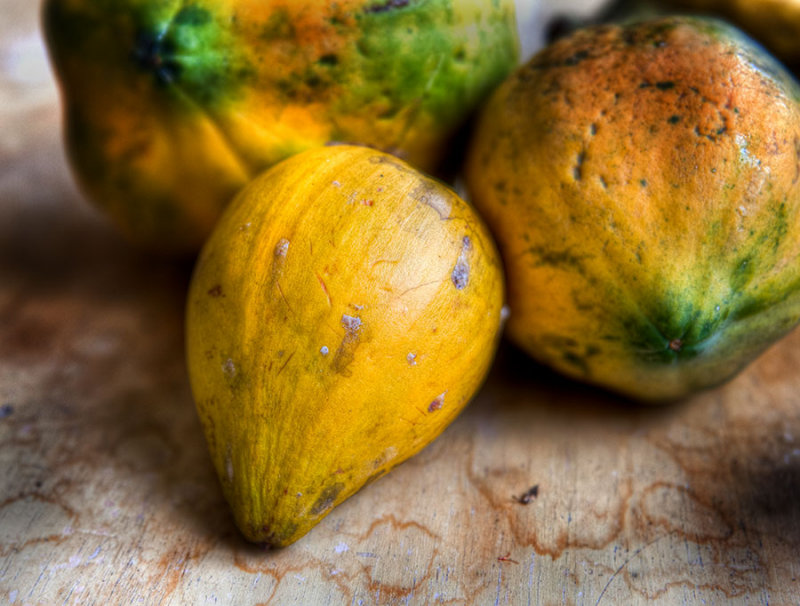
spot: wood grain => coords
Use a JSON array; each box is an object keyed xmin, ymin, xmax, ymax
[{"xmin": 2, "ymin": 2, "xmax": 800, "ymax": 604}]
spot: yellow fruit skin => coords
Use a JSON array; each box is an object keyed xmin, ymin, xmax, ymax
[
  {"xmin": 186, "ymin": 145, "xmax": 505, "ymax": 546},
  {"xmin": 43, "ymin": 0, "xmax": 518, "ymax": 254},
  {"xmin": 465, "ymin": 17, "xmax": 800, "ymax": 401}
]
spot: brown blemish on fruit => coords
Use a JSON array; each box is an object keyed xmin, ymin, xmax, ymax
[
  {"xmin": 274, "ymin": 238, "xmax": 289, "ymax": 258},
  {"xmin": 207, "ymin": 284, "xmax": 223, "ymax": 297},
  {"xmin": 412, "ymin": 181, "xmax": 451, "ymax": 220},
  {"xmin": 573, "ymin": 151, "xmax": 586, "ymax": 181},
  {"xmin": 268, "ymin": 238, "xmax": 293, "ymax": 314},
  {"xmin": 276, "ymin": 350, "xmax": 295, "ymax": 376},
  {"xmin": 364, "ymin": 0, "xmax": 409, "ymax": 13},
  {"xmin": 332, "ymin": 314, "xmax": 363, "ymax": 375},
  {"xmin": 316, "ymin": 273, "xmax": 332, "ymax": 307},
  {"xmin": 451, "ymin": 236, "xmax": 472, "ymax": 290},
  {"xmin": 310, "ymin": 482, "xmax": 344, "ymax": 516},
  {"xmin": 428, "ymin": 392, "xmax": 445, "ymax": 412}
]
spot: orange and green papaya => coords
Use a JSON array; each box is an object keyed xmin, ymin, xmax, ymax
[
  {"xmin": 186, "ymin": 145, "xmax": 505, "ymax": 545},
  {"xmin": 43, "ymin": 0, "xmax": 518, "ymax": 253},
  {"xmin": 465, "ymin": 16, "xmax": 800, "ymax": 401}
]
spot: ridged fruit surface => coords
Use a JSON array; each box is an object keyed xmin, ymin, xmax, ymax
[
  {"xmin": 43, "ymin": 0, "xmax": 518, "ymax": 253},
  {"xmin": 186, "ymin": 145, "xmax": 505, "ymax": 546},
  {"xmin": 465, "ymin": 16, "xmax": 800, "ymax": 401}
]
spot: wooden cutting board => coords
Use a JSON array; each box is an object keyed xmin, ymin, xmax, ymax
[{"xmin": 2, "ymin": 2, "xmax": 799, "ymax": 604}]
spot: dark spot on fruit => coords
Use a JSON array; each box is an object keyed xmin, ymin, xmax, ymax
[
  {"xmin": 573, "ymin": 151, "xmax": 586, "ymax": 181},
  {"xmin": 640, "ymin": 179, "xmax": 648, "ymax": 187},
  {"xmin": 208, "ymin": 284, "xmax": 223, "ymax": 297},
  {"xmin": 451, "ymin": 236, "xmax": 472, "ymax": 290},
  {"xmin": 656, "ymin": 81, "xmax": 675, "ymax": 90},
  {"xmin": 364, "ymin": 0, "xmax": 410, "ymax": 13},
  {"xmin": 132, "ymin": 30, "xmax": 181, "ymax": 86},
  {"xmin": 310, "ymin": 483, "xmax": 345, "ymax": 515},
  {"xmin": 668, "ymin": 115, "xmax": 681, "ymax": 124},
  {"xmin": 304, "ymin": 73, "xmax": 323, "ymax": 89},
  {"xmin": 428, "ymin": 393, "xmax": 445, "ymax": 412},
  {"xmin": 318, "ymin": 53, "xmax": 339, "ymax": 66},
  {"xmin": 527, "ymin": 246, "xmax": 589, "ymax": 272},
  {"xmin": 0, "ymin": 404, "xmax": 13, "ymax": 419},
  {"xmin": 564, "ymin": 49, "xmax": 590, "ymax": 66}
]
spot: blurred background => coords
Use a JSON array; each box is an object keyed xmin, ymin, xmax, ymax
[{"xmin": 520, "ymin": 0, "xmax": 800, "ymax": 70}]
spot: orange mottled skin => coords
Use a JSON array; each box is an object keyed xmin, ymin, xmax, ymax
[{"xmin": 466, "ymin": 16, "xmax": 800, "ymax": 401}]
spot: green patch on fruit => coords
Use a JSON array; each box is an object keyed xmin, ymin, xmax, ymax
[
  {"xmin": 139, "ymin": 5, "xmax": 253, "ymax": 107},
  {"xmin": 349, "ymin": 0, "xmax": 517, "ymax": 123}
]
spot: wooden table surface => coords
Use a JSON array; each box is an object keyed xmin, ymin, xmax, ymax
[{"xmin": 3, "ymin": 1, "xmax": 800, "ymax": 604}]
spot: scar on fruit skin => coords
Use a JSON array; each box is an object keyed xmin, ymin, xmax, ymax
[
  {"xmin": 275, "ymin": 238, "xmax": 289, "ymax": 258},
  {"xmin": 310, "ymin": 482, "xmax": 345, "ymax": 516},
  {"xmin": 451, "ymin": 236, "xmax": 472, "ymax": 289},
  {"xmin": 317, "ymin": 272, "xmax": 332, "ymax": 307},
  {"xmin": 272, "ymin": 238, "xmax": 292, "ymax": 311},
  {"xmin": 332, "ymin": 314, "xmax": 363, "ymax": 375},
  {"xmin": 428, "ymin": 392, "xmax": 446, "ymax": 412},
  {"xmin": 412, "ymin": 181, "xmax": 452, "ymax": 219}
]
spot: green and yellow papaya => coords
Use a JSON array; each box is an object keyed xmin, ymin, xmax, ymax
[
  {"xmin": 466, "ymin": 16, "xmax": 800, "ymax": 401},
  {"xmin": 44, "ymin": 0, "xmax": 518, "ymax": 253}
]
